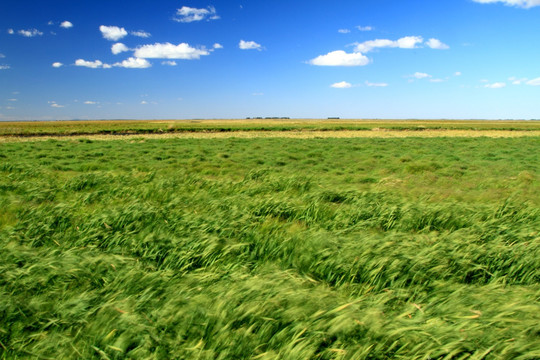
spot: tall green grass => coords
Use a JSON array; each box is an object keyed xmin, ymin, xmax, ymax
[{"xmin": 0, "ymin": 137, "xmax": 539, "ymax": 359}]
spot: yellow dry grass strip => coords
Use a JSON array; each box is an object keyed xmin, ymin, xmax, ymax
[{"xmin": 1, "ymin": 130, "xmax": 540, "ymax": 142}]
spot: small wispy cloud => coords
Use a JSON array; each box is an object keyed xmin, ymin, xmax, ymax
[
  {"xmin": 0, "ymin": 65, "xmax": 11, "ymax": 70},
  {"xmin": 49, "ymin": 101, "xmax": 65, "ymax": 108},
  {"xmin": 338, "ymin": 29, "xmax": 350, "ymax": 34},
  {"xmin": 365, "ymin": 81, "xmax": 388, "ymax": 87},
  {"xmin": 174, "ymin": 6, "xmax": 220, "ymax": 22},
  {"xmin": 60, "ymin": 21, "xmax": 73, "ymax": 29},
  {"xmin": 131, "ymin": 30, "xmax": 151, "ymax": 38},
  {"xmin": 485, "ymin": 82, "xmax": 506, "ymax": 89},
  {"xmin": 411, "ymin": 72, "xmax": 432, "ymax": 79},
  {"xmin": 161, "ymin": 60, "xmax": 177, "ymax": 66},
  {"xmin": 239, "ymin": 40, "xmax": 262, "ymax": 50},
  {"xmin": 526, "ymin": 77, "xmax": 540, "ymax": 86},
  {"xmin": 52, "ymin": 62, "xmax": 63, "ymax": 68},
  {"xmin": 356, "ymin": 26, "xmax": 373, "ymax": 31},
  {"xmin": 472, "ymin": 0, "xmax": 540, "ymax": 8},
  {"xmin": 84, "ymin": 101, "xmax": 98, "ymax": 105},
  {"xmin": 330, "ymin": 81, "xmax": 352, "ymax": 88},
  {"xmin": 75, "ymin": 59, "xmax": 109, "ymax": 69},
  {"xmin": 18, "ymin": 29, "xmax": 43, "ymax": 37}
]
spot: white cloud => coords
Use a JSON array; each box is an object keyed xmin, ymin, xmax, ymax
[
  {"xmin": 7, "ymin": 29, "xmax": 14, "ymax": 35},
  {"xmin": 331, "ymin": 81, "xmax": 352, "ymax": 88},
  {"xmin": 60, "ymin": 21, "xmax": 73, "ymax": 29},
  {"xmin": 75, "ymin": 59, "xmax": 105, "ymax": 68},
  {"xmin": 99, "ymin": 25, "xmax": 128, "ymax": 41},
  {"xmin": 134, "ymin": 42, "xmax": 210, "ymax": 59},
  {"xmin": 356, "ymin": 26, "xmax": 373, "ymax": 31},
  {"xmin": 354, "ymin": 36, "xmax": 424, "ymax": 52},
  {"xmin": 84, "ymin": 101, "xmax": 98, "ymax": 105},
  {"xmin": 0, "ymin": 53, "xmax": 5, "ymax": 58},
  {"xmin": 239, "ymin": 40, "xmax": 262, "ymax": 50},
  {"xmin": 365, "ymin": 81, "xmax": 388, "ymax": 87},
  {"xmin": 0, "ymin": 65, "xmax": 11, "ymax": 70},
  {"xmin": 7, "ymin": 99, "xmax": 17, "ymax": 101},
  {"xmin": 338, "ymin": 29, "xmax": 350, "ymax": 34},
  {"xmin": 114, "ymin": 57, "xmax": 151, "ymax": 69},
  {"xmin": 472, "ymin": 0, "xmax": 540, "ymax": 8},
  {"xmin": 49, "ymin": 101, "xmax": 65, "ymax": 108},
  {"xmin": 509, "ymin": 77, "xmax": 528, "ymax": 85},
  {"xmin": 309, "ymin": 50, "xmax": 369, "ymax": 66},
  {"xmin": 131, "ymin": 30, "xmax": 151, "ymax": 38},
  {"xmin": 52, "ymin": 62, "xmax": 63, "ymax": 68},
  {"xmin": 18, "ymin": 29, "xmax": 43, "ymax": 37},
  {"xmin": 162, "ymin": 60, "xmax": 177, "ymax": 66},
  {"xmin": 213, "ymin": 43, "xmax": 223, "ymax": 49},
  {"xmin": 174, "ymin": 6, "xmax": 219, "ymax": 22},
  {"xmin": 485, "ymin": 82, "xmax": 506, "ymax": 88},
  {"xmin": 141, "ymin": 100, "xmax": 148, "ymax": 105},
  {"xmin": 412, "ymin": 72, "xmax": 432, "ymax": 79},
  {"xmin": 429, "ymin": 78, "xmax": 445, "ymax": 83},
  {"xmin": 455, "ymin": 71, "xmax": 462, "ymax": 76},
  {"xmin": 111, "ymin": 42, "xmax": 129, "ymax": 55},
  {"xmin": 425, "ymin": 38, "xmax": 449, "ymax": 50},
  {"xmin": 526, "ymin": 77, "xmax": 540, "ymax": 86}
]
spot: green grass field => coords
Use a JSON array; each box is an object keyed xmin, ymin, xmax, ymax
[{"xmin": 1, "ymin": 131, "xmax": 539, "ymax": 358}]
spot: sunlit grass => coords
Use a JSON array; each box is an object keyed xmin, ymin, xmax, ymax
[{"xmin": 0, "ymin": 136, "xmax": 539, "ymax": 359}]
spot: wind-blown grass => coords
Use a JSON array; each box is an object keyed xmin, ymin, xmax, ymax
[{"xmin": 0, "ymin": 136, "xmax": 539, "ymax": 359}]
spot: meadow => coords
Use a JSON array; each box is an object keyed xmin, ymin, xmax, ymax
[{"xmin": 0, "ymin": 126, "xmax": 539, "ymax": 359}]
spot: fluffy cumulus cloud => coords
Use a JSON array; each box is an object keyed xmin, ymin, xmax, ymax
[
  {"xmin": 485, "ymin": 82, "xmax": 506, "ymax": 88},
  {"xmin": 75, "ymin": 59, "xmax": 105, "ymax": 68},
  {"xmin": 134, "ymin": 42, "xmax": 210, "ymax": 59},
  {"xmin": 213, "ymin": 43, "xmax": 223, "ymax": 49},
  {"xmin": 331, "ymin": 81, "xmax": 352, "ymax": 88},
  {"xmin": 472, "ymin": 0, "xmax": 540, "ymax": 8},
  {"xmin": 111, "ymin": 43, "xmax": 129, "ymax": 55},
  {"xmin": 60, "ymin": 21, "xmax": 73, "ymax": 29},
  {"xmin": 309, "ymin": 50, "xmax": 369, "ymax": 66},
  {"xmin": 113, "ymin": 57, "xmax": 151, "ymax": 68},
  {"xmin": 18, "ymin": 29, "xmax": 43, "ymax": 37},
  {"xmin": 131, "ymin": 30, "xmax": 151, "ymax": 38},
  {"xmin": 425, "ymin": 38, "xmax": 449, "ymax": 50},
  {"xmin": 7, "ymin": 29, "xmax": 14, "ymax": 34},
  {"xmin": 239, "ymin": 40, "xmax": 262, "ymax": 50},
  {"xmin": 174, "ymin": 6, "xmax": 219, "ymax": 22},
  {"xmin": 52, "ymin": 62, "xmax": 63, "ymax": 68},
  {"xmin": 100, "ymin": 25, "xmax": 128, "ymax": 41}
]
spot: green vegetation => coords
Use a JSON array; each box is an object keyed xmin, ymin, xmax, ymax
[
  {"xmin": 1, "ymin": 119, "xmax": 539, "ymax": 137},
  {"xmin": 1, "ymin": 136, "xmax": 539, "ymax": 359}
]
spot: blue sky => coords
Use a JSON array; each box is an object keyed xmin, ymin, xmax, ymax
[{"xmin": 1, "ymin": 0, "xmax": 540, "ymax": 120}]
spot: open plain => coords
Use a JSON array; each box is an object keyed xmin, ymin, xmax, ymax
[{"xmin": 0, "ymin": 120, "xmax": 539, "ymax": 359}]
